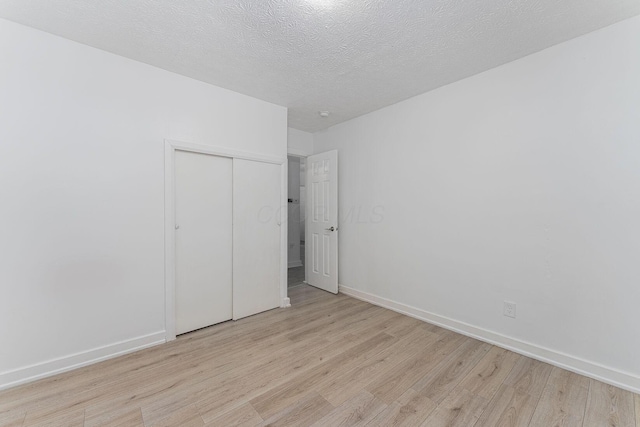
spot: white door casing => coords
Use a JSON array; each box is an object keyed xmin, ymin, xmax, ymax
[
  {"xmin": 306, "ymin": 150, "xmax": 338, "ymax": 294},
  {"xmin": 174, "ymin": 150, "xmax": 233, "ymax": 335}
]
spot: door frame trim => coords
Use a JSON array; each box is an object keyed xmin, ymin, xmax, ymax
[{"xmin": 164, "ymin": 139, "xmax": 287, "ymax": 341}]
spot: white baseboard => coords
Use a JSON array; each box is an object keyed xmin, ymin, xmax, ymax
[
  {"xmin": 288, "ymin": 260, "xmax": 303, "ymax": 268},
  {"xmin": 339, "ymin": 285, "xmax": 640, "ymax": 394},
  {"xmin": 0, "ymin": 331, "xmax": 166, "ymax": 391}
]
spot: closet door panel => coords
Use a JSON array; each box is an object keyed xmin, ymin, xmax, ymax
[
  {"xmin": 233, "ymin": 159, "xmax": 281, "ymax": 319},
  {"xmin": 175, "ymin": 151, "xmax": 233, "ymax": 335}
]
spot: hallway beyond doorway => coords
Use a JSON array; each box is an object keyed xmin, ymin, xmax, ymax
[{"xmin": 288, "ymin": 242, "xmax": 305, "ymax": 287}]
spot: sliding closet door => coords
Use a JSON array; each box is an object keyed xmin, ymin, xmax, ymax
[
  {"xmin": 233, "ymin": 159, "xmax": 281, "ymax": 319},
  {"xmin": 175, "ymin": 150, "xmax": 233, "ymax": 334}
]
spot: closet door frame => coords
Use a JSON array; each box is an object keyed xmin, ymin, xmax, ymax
[{"xmin": 164, "ymin": 139, "xmax": 288, "ymax": 342}]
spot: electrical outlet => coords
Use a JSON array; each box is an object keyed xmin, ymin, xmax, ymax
[{"xmin": 503, "ymin": 301, "xmax": 517, "ymax": 318}]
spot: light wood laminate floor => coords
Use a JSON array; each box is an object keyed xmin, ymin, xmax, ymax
[{"xmin": 1, "ymin": 284, "xmax": 638, "ymax": 426}]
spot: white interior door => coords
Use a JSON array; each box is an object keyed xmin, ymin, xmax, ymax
[
  {"xmin": 233, "ymin": 159, "xmax": 282, "ymax": 319},
  {"xmin": 306, "ymin": 150, "xmax": 338, "ymax": 294},
  {"xmin": 174, "ymin": 150, "xmax": 232, "ymax": 335}
]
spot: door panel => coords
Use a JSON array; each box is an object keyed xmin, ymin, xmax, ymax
[
  {"xmin": 174, "ymin": 150, "xmax": 232, "ymax": 335},
  {"xmin": 233, "ymin": 159, "xmax": 281, "ymax": 319},
  {"xmin": 306, "ymin": 150, "xmax": 338, "ymax": 294}
]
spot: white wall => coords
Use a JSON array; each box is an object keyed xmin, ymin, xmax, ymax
[
  {"xmin": 314, "ymin": 16, "xmax": 640, "ymax": 392},
  {"xmin": 287, "ymin": 156, "xmax": 302, "ymax": 267},
  {"xmin": 287, "ymin": 127, "xmax": 313, "ymax": 157},
  {"xmin": 0, "ymin": 18, "xmax": 287, "ymax": 389}
]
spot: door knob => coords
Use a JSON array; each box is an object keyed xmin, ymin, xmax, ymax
[
  {"xmin": 175, "ymin": 224, "xmax": 180, "ymax": 230},
  {"xmin": 325, "ymin": 226, "xmax": 337, "ymax": 232}
]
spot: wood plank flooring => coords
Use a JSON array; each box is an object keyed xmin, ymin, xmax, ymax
[{"xmin": 0, "ymin": 284, "xmax": 637, "ymax": 426}]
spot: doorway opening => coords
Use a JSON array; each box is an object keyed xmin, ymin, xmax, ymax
[{"xmin": 287, "ymin": 155, "xmax": 306, "ymax": 287}]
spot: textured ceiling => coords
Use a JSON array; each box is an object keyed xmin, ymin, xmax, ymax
[{"xmin": 1, "ymin": 1, "xmax": 639, "ymax": 132}]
